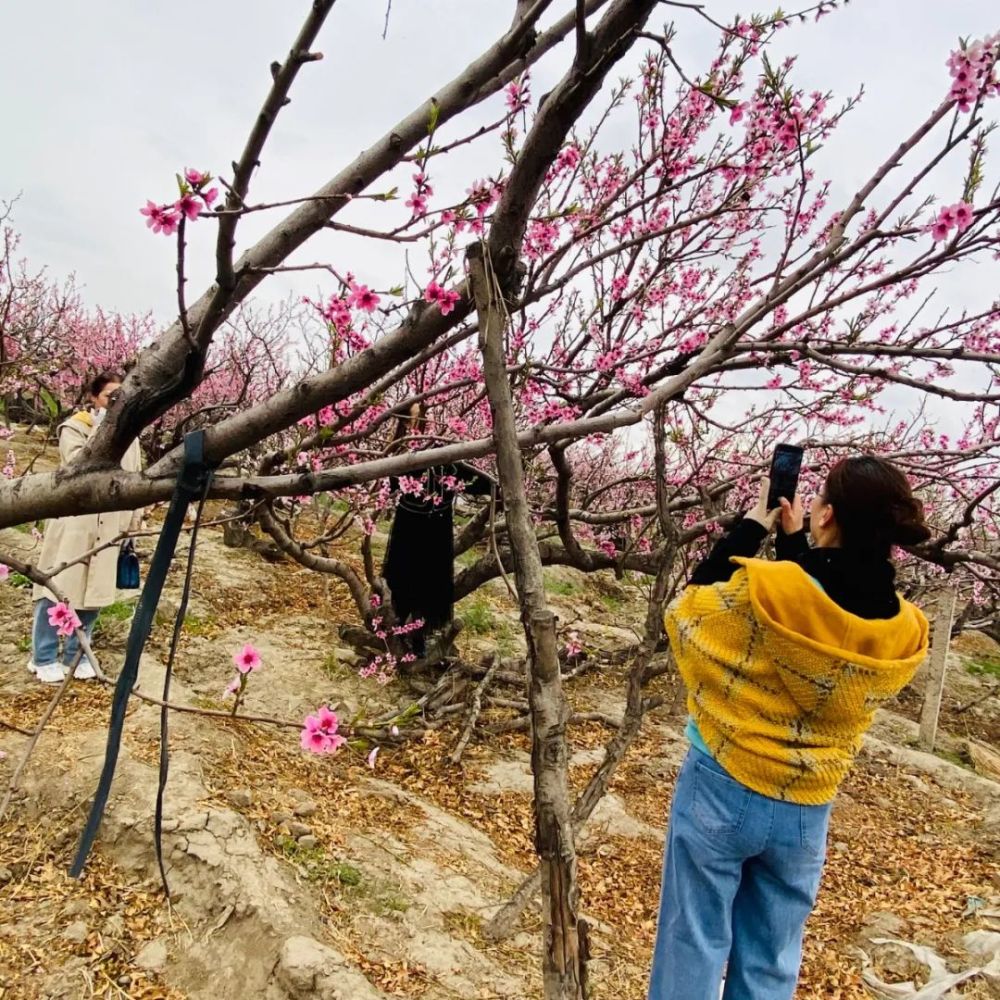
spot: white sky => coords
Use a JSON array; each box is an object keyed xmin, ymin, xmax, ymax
[{"xmin": 2, "ymin": 1, "xmax": 996, "ymax": 315}]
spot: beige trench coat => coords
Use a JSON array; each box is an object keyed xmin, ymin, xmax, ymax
[{"xmin": 33, "ymin": 413, "xmax": 143, "ymax": 610}]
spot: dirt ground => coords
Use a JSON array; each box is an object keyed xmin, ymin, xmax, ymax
[{"xmin": 2, "ymin": 510, "xmax": 1000, "ymax": 999}]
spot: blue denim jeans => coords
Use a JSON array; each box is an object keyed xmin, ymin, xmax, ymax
[
  {"xmin": 649, "ymin": 748, "xmax": 832, "ymax": 1000},
  {"xmin": 32, "ymin": 598, "xmax": 99, "ymax": 667}
]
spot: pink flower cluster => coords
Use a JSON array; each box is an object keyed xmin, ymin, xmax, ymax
[
  {"xmin": 928, "ymin": 201, "xmax": 975, "ymax": 242},
  {"xmin": 140, "ymin": 167, "xmax": 219, "ymax": 237},
  {"xmin": 0, "ymin": 564, "xmax": 9, "ymax": 582},
  {"xmin": 47, "ymin": 601, "xmax": 81, "ymax": 637},
  {"xmin": 524, "ymin": 219, "xmax": 560, "ymax": 261},
  {"xmin": 948, "ymin": 37, "xmax": 999, "ymax": 112},
  {"xmin": 424, "ymin": 281, "xmax": 461, "ymax": 315},
  {"xmin": 300, "ymin": 705, "xmax": 346, "ymax": 754},
  {"xmin": 348, "ymin": 282, "xmax": 380, "ymax": 313}
]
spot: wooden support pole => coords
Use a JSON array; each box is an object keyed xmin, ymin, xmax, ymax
[{"xmin": 919, "ymin": 586, "xmax": 957, "ymax": 752}]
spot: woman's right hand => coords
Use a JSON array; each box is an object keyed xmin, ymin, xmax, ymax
[{"xmin": 779, "ymin": 494, "xmax": 805, "ymax": 534}]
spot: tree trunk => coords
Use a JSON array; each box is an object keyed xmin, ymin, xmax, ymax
[{"xmin": 468, "ymin": 243, "xmax": 587, "ymax": 999}]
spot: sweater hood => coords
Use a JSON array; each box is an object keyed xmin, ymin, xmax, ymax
[{"xmin": 733, "ymin": 557, "xmax": 928, "ymax": 671}]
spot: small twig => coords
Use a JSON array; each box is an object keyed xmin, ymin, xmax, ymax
[
  {"xmin": 450, "ymin": 653, "xmax": 499, "ymax": 765},
  {"xmin": 382, "ymin": 0, "xmax": 393, "ymax": 39},
  {"xmin": 0, "ymin": 718, "xmax": 35, "ymax": 737},
  {"xmin": 956, "ymin": 683, "xmax": 1000, "ymax": 715},
  {"xmin": 0, "ymin": 650, "xmax": 82, "ymax": 822},
  {"xmin": 176, "ymin": 216, "xmax": 196, "ymax": 349}
]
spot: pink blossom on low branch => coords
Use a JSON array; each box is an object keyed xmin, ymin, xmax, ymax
[
  {"xmin": 47, "ymin": 601, "xmax": 81, "ymax": 637},
  {"xmin": 300, "ymin": 705, "xmax": 346, "ymax": 754},
  {"xmin": 233, "ymin": 642, "xmax": 263, "ymax": 674}
]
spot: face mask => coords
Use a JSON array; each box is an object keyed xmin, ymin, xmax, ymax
[{"xmin": 92, "ymin": 407, "xmax": 106, "ymax": 426}]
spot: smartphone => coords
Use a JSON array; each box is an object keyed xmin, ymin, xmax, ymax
[{"xmin": 767, "ymin": 444, "xmax": 804, "ymax": 510}]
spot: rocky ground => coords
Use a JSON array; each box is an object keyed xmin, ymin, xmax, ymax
[{"xmin": 1, "ymin": 487, "xmax": 999, "ymax": 998}]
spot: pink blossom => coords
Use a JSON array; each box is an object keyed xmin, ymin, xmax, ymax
[
  {"xmin": 505, "ymin": 79, "xmax": 530, "ymax": 113},
  {"xmin": 139, "ymin": 201, "xmax": 181, "ymax": 236},
  {"xmin": 184, "ymin": 167, "xmax": 211, "ymax": 186},
  {"xmin": 224, "ymin": 676, "xmax": 241, "ymax": 697},
  {"xmin": 424, "ymin": 281, "xmax": 461, "ymax": 316},
  {"xmin": 347, "ymin": 284, "xmax": 380, "ymax": 312},
  {"xmin": 953, "ymin": 201, "xmax": 975, "ymax": 231},
  {"xmin": 301, "ymin": 705, "xmax": 346, "ymax": 754},
  {"xmin": 367, "ymin": 747, "xmax": 380, "ymax": 769},
  {"xmin": 47, "ymin": 601, "xmax": 82, "ymax": 637},
  {"xmin": 315, "ymin": 705, "xmax": 339, "ymax": 731},
  {"xmin": 729, "ymin": 103, "xmax": 746, "ymax": 125},
  {"xmin": 175, "ymin": 194, "xmax": 202, "ymax": 221},
  {"xmin": 201, "ymin": 186, "xmax": 219, "ymax": 207},
  {"xmin": 398, "ymin": 475, "xmax": 424, "ymax": 496},
  {"xmin": 405, "ymin": 193, "xmax": 428, "ymax": 216},
  {"xmin": 0, "ymin": 564, "xmax": 8, "ymax": 582},
  {"xmin": 233, "ymin": 642, "xmax": 262, "ymax": 674},
  {"xmin": 930, "ymin": 219, "xmax": 951, "ymax": 242},
  {"xmin": 564, "ymin": 631, "xmax": 584, "ymax": 659}
]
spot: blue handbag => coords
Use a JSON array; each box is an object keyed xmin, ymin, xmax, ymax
[{"xmin": 116, "ymin": 538, "xmax": 141, "ymax": 590}]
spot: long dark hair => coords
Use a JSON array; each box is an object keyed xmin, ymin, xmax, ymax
[{"xmin": 824, "ymin": 455, "xmax": 931, "ymax": 557}]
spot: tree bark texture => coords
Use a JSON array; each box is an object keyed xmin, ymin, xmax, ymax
[{"xmin": 468, "ymin": 243, "xmax": 587, "ymax": 999}]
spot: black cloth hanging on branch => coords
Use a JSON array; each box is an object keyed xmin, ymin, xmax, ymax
[{"xmin": 382, "ymin": 462, "xmax": 495, "ymax": 653}]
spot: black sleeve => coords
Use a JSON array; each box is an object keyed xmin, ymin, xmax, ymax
[
  {"xmin": 689, "ymin": 518, "xmax": 769, "ymax": 585},
  {"xmin": 775, "ymin": 528, "xmax": 810, "ymax": 564}
]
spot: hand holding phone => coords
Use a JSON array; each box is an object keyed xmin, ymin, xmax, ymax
[{"xmin": 767, "ymin": 444, "xmax": 803, "ymax": 511}]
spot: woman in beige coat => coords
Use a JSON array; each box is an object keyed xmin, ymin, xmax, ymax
[{"xmin": 28, "ymin": 373, "xmax": 143, "ymax": 683}]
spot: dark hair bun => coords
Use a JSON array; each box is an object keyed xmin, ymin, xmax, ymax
[
  {"xmin": 890, "ymin": 497, "xmax": 931, "ymax": 547},
  {"xmin": 825, "ymin": 455, "xmax": 931, "ymax": 555}
]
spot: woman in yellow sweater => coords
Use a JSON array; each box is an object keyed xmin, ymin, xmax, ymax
[{"xmin": 648, "ymin": 456, "xmax": 930, "ymax": 1000}]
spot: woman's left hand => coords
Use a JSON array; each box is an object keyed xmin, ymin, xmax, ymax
[{"xmin": 745, "ymin": 477, "xmax": 780, "ymax": 532}]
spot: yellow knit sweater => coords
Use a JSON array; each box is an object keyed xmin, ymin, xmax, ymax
[{"xmin": 664, "ymin": 557, "xmax": 929, "ymax": 804}]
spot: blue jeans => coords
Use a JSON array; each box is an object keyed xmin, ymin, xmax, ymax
[
  {"xmin": 32, "ymin": 598, "xmax": 99, "ymax": 667},
  {"xmin": 649, "ymin": 749, "xmax": 831, "ymax": 1000}
]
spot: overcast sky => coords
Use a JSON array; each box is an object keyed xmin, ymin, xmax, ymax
[{"xmin": 2, "ymin": 0, "xmax": 997, "ymax": 340}]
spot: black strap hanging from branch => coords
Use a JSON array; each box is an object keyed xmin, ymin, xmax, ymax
[
  {"xmin": 153, "ymin": 485, "xmax": 211, "ymax": 897},
  {"xmin": 70, "ymin": 431, "xmax": 215, "ymax": 881}
]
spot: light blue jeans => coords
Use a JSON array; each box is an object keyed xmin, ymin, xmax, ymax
[
  {"xmin": 32, "ymin": 598, "xmax": 99, "ymax": 667},
  {"xmin": 648, "ymin": 748, "xmax": 832, "ymax": 1000}
]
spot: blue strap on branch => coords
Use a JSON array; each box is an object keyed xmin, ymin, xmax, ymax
[{"xmin": 70, "ymin": 431, "xmax": 215, "ymax": 881}]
